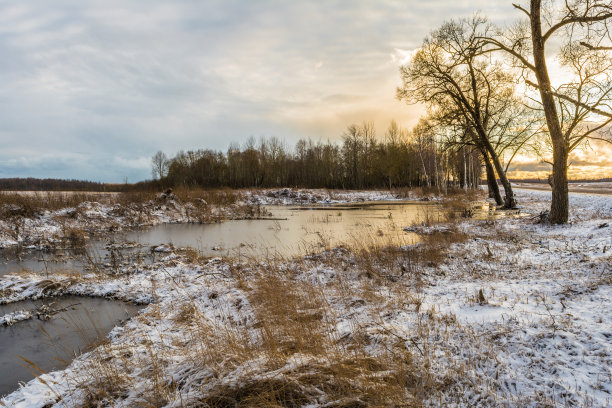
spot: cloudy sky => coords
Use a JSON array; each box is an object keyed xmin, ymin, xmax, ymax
[{"xmin": 0, "ymin": 1, "xmax": 609, "ymax": 182}]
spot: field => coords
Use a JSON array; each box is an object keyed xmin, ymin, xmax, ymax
[
  {"xmin": 0, "ymin": 187, "xmax": 610, "ymax": 407},
  {"xmin": 513, "ymin": 181, "xmax": 612, "ymax": 196}
]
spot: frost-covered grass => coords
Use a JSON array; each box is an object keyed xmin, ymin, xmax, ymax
[
  {"xmin": 0, "ymin": 188, "xmax": 610, "ymax": 407},
  {"xmin": 244, "ymin": 186, "xmax": 472, "ymax": 205},
  {"xmin": 0, "ymin": 190, "xmax": 266, "ymax": 250}
]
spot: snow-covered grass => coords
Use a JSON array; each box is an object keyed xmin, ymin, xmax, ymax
[
  {"xmin": 0, "ymin": 190, "xmax": 268, "ymax": 250},
  {"xmin": 0, "ymin": 188, "xmax": 610, "ymax": 407},
  {"xmin": 243, "ymin": 186, "xmax": 455, "ymax": 205}
]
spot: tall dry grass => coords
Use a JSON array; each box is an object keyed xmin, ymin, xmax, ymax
[
  {"xmin": 3, "ymin": 189, "xmax": 482, "ymax": 406},
  {"xmin": 0, "ymin": 192, "xmax": 116, "ymax": 218}
]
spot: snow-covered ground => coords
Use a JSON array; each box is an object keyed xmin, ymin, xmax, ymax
[
  {"xmin": 0, "ymin": 189, "xmax": 412, "ymax": 250},
  {"xmin": 0, "ymin": 194, "xmax": 266, "ymax": 250},
  {"xmin": 513, "ymin": 181, "xmax": 612, "ymax": 196},
  {"xmin": 244, "ymin": 188, "xmax": 413, "ymax": 205},
  {"xmin": 0, "ymin": 188, "xmax": 610, "ymax": 407}
]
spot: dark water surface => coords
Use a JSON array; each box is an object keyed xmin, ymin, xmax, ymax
[{"xmin": 0, "ymin": 296, "xmax": 141, "ymax": 397}]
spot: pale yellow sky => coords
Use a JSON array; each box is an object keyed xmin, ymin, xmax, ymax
[{"xmin": 507, "ymin": 141, "xmax": 612, "ymax": 180}]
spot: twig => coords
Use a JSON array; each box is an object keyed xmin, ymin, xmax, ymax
[{"xmin": 375, "ymin": 322, "xmax": 424, "ymax": 356}]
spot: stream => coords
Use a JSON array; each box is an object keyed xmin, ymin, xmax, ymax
[{"xmin": 0, "ymin": 200, "xmax": 498, "ymax": 396}]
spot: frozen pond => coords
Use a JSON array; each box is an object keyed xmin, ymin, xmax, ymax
[
  {"xmin": 0, "ymin": 296, "xmax": 141, "ymax": 397},
  {"xmin": 1, "ymin": 200, "xmax": 497, "ymax": 272},
  {"xmin": 124, "ymin": 202, "xmax": 447, "ymax": 259}
]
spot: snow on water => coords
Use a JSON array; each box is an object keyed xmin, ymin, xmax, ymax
[
  {"xmin": 1, "ymin": 188, "xmax": 611, "ymax": 407},
  {"xmin": 0, "ymin": 309, "xmax": 32, "ymax": 326}
]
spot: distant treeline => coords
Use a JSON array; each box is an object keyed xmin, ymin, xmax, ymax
[
  {"xmin": 151, "ymin": 122, "xmax": 484, "ymax": 190},
  {"xmin": 509, "ymin": 178, "xmax": 612, "ymax": 184},
  {"xmin": 0, "ymin": 178, "xmax": 117, "ymax": 192}
]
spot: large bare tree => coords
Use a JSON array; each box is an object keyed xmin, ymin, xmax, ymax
[
  {"xmin": 484, "ymin": 0, "xmax": 612, "ymax": 223},
  {"xmin": 398, "ymin": 16, "xmax": 520, "ymax": 208}
]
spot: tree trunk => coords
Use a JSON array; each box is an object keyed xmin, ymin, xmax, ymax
[
  {"xmin": 475, "ymin": 127, "xmax": 516, "ymax": 208},
  {"xmin": 530, "ymin": 0, "xmax": 569, "ymax": 223},
  {"xmin": 482, "ymin": 149, "xmax": 503, "ymax": 205},
  {"xmin": 463, "ymin": 148, "xmax": 468, "ymax": 191}
]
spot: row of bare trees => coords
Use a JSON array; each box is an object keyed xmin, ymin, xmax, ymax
[
  {"xmin": 400, "ymin": 0, "xmax": 612, "ymax": 223},
  {"xmin": 152, "ymin": 122, "xmax": 482, "ymax": 190},
  {"xmin": 151, "ymin": 1, "xmax": 611, "ymax": 223}
]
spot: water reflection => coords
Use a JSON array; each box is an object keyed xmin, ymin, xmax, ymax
[{"xmin": 124, "ymin": 202, "xmax": 444, "ymax": 259}]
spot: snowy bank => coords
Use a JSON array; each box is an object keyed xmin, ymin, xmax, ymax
[{"xmin": 0, "ymin": 188, "xmax": 610, "ymax": 407}]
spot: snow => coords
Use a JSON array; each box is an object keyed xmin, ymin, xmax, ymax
[
  {"xmin": 0, "ymin": 309, "xmax": 32, "ymax": 326},
  {"xmin": 0, "ymin": 188, "xmax": 611, "ymax": 407},
  {"xmin": 245, "ymin": 188, "xmax": 424, "ymax": 205},
  {"xmin": 0, "ymin": 195, "xmax": 256, "ymax": 249}
]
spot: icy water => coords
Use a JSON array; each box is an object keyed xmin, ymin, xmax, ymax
[
  {"xmin": 0, "ymin": 296, "xmax": 141, "ymax": 397},
  {"xmin": 1, "ymin": 201, "xmax": 496, "ymax": 273},
  {"xmin": 0, "ymin": 200, "xmax": 493, "ymax": 396},
  {"xmin": 124, "ymin": 202, "xmax": 447, "ymax": 259},
  {"xmin": 0, "ymin": 242, "xmax": 154, "ymax": 277}
]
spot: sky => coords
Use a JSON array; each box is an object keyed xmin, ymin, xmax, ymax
[{"xmin": 0, "ymin": 0, "xmax": 610, "ymax": 183}]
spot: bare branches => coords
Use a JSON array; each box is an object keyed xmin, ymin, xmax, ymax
[
  {"xmin": 512, "ymin": 3, "xmax": 531, "ymax": 17},
  {"xmin": 580, "ymin": 41, "xmax": 612, "ymax": 50},
  {"xmin": 525, "ymin": 79, "xmax": 612, "ymax": 119},
  {"xmin": 543, "ymin": 9, "xmax": 612, "ymax": 43},
  {"xmin": 478, "ymin": 36, "xmax": 536, "ymax": 72}
]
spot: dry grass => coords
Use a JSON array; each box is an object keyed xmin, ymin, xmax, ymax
[
  {"xmin": 0, "ymin": 192, "xmax": 114, "ymax": 217},
  {"xmin": 53, "ymin": 255, "xmax": 434, "ymax": 407},
  {"xmin": 3, "ymin": 189, "xmax": 486, "ymax": 406},
  {"xmin": 173, "ymin": 187, "xmax": 242, "ymax": 207},
  {"xmin": 0, "ymin": 189, "xmax": 244, "ymax": 219}
]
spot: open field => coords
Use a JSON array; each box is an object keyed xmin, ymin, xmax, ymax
[
  {"xmin": 513, "ymin": 182, "xmax": 612, "ymax": 196},
  {"xmin": 0, "ymin": 188, "xmax": 610, "ymax": 407}
]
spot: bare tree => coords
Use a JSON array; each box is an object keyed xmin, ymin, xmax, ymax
[
  {"xmin": 411, "ymin": 118, "xmax": 437, "ymax": 188},
  {"xmin": 151, "ymin": 150, "xmax": 168, "ymax": 180},
  {"xmin": 483, "ymin": 0, "xmax": 612, "ymax": 223},
  {"xmin": 398, "ymin": 16, "xmax": 519, "ymax": 207},
  {"xmin": 437, "ymin": 112, "xmax": 505, "ymax": 204}
]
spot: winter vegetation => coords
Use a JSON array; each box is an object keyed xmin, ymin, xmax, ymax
[
  {"xmin": 149, "ymin": 124, "xmax": 483, "ymax": 192},
  {"xmin": 0, "ymin": 188, "xmax": 610, "ymax": 407},
  {"xmin": 1, "ymin": 0, "xmax": 612, "ymax": 407}
]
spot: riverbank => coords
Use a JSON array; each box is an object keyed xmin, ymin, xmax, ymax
[
  {"xmin": 0, "ymin": 188, "xmax": 446, "ymax": 250},
  {"xmin": 0, "ymin": 188, "xmax": 610, "ymax": 407}
]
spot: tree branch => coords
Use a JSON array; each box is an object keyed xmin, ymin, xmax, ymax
[
  {"xmin": 525, "ymin": 79, "xmax": 612, "ymax": 119},
  {"xmin": 580, "ymin": 41, "xmax": 612, "ymax": 51},
  {"xmin": 478, "ymin": 37, "xmax": 536, "ymax": 72},
  {"xmin": 512, "ymin": 3, "xmax": 531, "ymax": 17},
  {"xmin": 543, "ymin": 13, "xmax": 612, "ymax": 43}
]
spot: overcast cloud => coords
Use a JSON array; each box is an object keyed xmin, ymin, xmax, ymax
[{"xmin": 1, "ymin": 1, "xmax": 530, "ymax": 182}]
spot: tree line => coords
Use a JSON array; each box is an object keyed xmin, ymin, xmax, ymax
[
  {"xmin": 152, "ymin": 121, "xmax": 482, "ymax": 191},
  {"xmin": 0, "ymin": 178, "xmax": 112, "ymax": 192}
]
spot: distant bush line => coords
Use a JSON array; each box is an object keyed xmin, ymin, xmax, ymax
[{"xmin": 0, "ymin": 178, "xmax": 120, "ymax": 192}]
